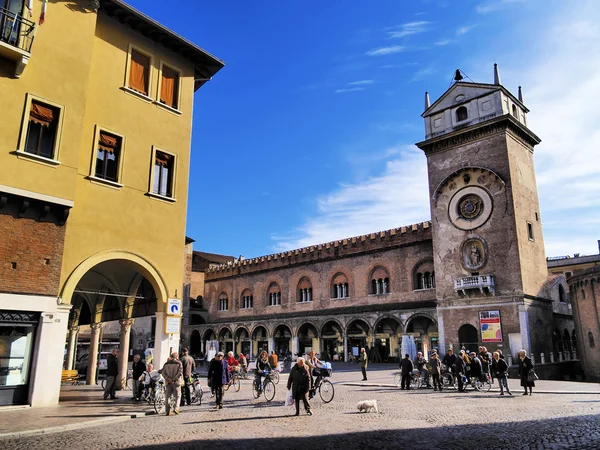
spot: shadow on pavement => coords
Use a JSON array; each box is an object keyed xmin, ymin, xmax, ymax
[
  {"xmin": 126, "ymin": 414, "xmax": 600, "ymax": 450},
  {"xmin": 184, "ymin": 414, "xmax": 294, "ymax": 425}
]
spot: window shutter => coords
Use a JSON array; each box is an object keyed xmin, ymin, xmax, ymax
[
  {"xmin": 160, "ymin": 66, "xmax": 178, "ymax": 108},
  {"xmin": 29, "ymin": 102, "xmax": 55, "ymax": 127},
  {"xmin": 129, "ymin": 50, "xmax": 149, "ymax": 95}
]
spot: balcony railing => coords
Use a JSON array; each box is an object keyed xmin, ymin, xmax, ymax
[
  {"xmin": 454, "ymin": 275, "xmax": 495, "ymax": 295},
  {"xmin": 0, "ymin": 7, "xmax": 35, "ymax": 53}
]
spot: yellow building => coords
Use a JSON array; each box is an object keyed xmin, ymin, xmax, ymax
[{"xmin": 0, "ymin": 0, "xmax": 223, "ymax": 406}]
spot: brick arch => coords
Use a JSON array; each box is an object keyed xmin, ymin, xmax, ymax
[
  {"xmin": 251, "ymin": 323, "xmax": 271, "ymax": 339},
  {"xmin": 374, "ymin": 315, "xmax": 403, "ymax": 334},
  {"xmin": 296, "ymin": 321, "xmax": 320, "ymax": 337},
  {"xmin": 413, "ymin": 259, "xmax": 435, "ymax": 290},
  {"xmin": 368, "ymin": 264, "xmax": 391, "ymax": 295},
  {"xmin": 321, "ymin": 318, "xmax": 345, "ymax": 336},
  {"xmin": 202, "ymin": 328, "xmax": 217, "ymax": 341},
  {"xmin": 404, "ymin": 313, "xmax": 438, "ymax": 330},
  {"xmin": 329, "ymin": 267, "xmax": 352, "ymax": 299},
  {"xmin": 217, "ymin": 325, "xmax": 233, "ymax": 339},
  {"xmin": 297, "ymin": 276, "xmax": 313, "ymax": 290}
]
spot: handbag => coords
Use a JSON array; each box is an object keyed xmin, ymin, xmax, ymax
[
  {"xmin": 285, "ymin": 389, "xmax": 294, "ymax": 406},
  {"xmin": 527, "ymin": 370, "xmax": 539, "ymax": 382}
]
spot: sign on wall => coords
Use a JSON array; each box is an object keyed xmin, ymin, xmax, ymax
[
  {"xmin": 167, "ymin": 298, "xmax": 182, "ymax": 316},
  {"xmin": 164, "ymin": 316, "xmax": 181, "ymax": 334},
  {"xmin": 479, "ymin": 310, "xmax": 502, "ymax": 342}
]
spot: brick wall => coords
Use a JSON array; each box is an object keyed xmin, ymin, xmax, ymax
[{"xmin": 0, "ymin": 202, "xmax": 66, "ymax": 297}]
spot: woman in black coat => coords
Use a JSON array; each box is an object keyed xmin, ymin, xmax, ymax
[{"xmin": 518, "ymin": 350, "xmax": 535, "ymax": 395}]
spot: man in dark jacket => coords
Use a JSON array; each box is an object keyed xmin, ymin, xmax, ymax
[
  {"xmin": 103, "ymin": 348, "xmax": 119, "ymax": 400},
  {"xmin": 161, "ymin": 352, "xmax": 183, "ymax": 416},
  {"xmin": 455, "ymin": 352, "xmax": 466, "ymax": 392},
  {"xmin": 415, "ymin": 352, "xmax": 430, "ymax": 387},
  {"xmin": 287, "ymin": 357, "xmax": 312, "ymax": 416},
  {"xmin": 469, "ymin": 352, "xmax": 483, "ymax": 382},
  {"xmin": 180, "ymin": 348, "xmax": 196, "ymax": 407},
  {"xmin": 478, "ymin": 346, "xmax": 492, "ymax": 380},
  {"xmin": 207, "ymin": 352, "xmax": 230, "ymax": 409},
  {"xmin": 429, "ymin": 352, "xmax": 442, "ymax": 391},
  {"xmin": 442, "ymin": 349, "xmax": 456, "ymax": 370},
  {"xmin": 400, "ymin": 354, "xmax": 413, "ymax": 390},
  {"xmin": 131, "ymin": 354, "xmax": 146, "ymax": 401}
]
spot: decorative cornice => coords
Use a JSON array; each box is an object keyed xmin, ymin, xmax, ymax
[{"xmin": 416, "ymin": 114, "xmax": 541, "ymax": 155}]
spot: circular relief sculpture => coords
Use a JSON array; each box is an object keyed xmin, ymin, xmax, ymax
[{"xmin": 448, "ymin": 186, "xmax": 493, "ymax": 231}]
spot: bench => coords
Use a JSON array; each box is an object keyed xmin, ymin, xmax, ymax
[{"xmin": 61, "ymin": 369, "xmax": 83, "ymax": 385}]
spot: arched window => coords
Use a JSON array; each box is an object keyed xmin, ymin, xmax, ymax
[
  {"xmin": 331, "ymin": 273, "xmax": 349, "ymax": 299},
  {"xmin": 413, "ymin": 261, "xmax": 435, "ymax": 290},
  {"xmin": 571, "ymin": 330, "xmax": 577, "ymax": 351},
  {"xmin": 267, "ymin": 282, "xmax": 281, "ymax": 306},
  {"xmin": 241, "ymin": 289, "xmax": 253, "ymax": 309},
  {"xmin": 589, "ymin": 331, "xmax": 595, "ymax": 348},
  {"xmin": 297, "ymin": 277, "xmax": 313, "ymax": 303},
  {"xmin": 218, "ymin": 293, "xmax": 228, "ymax": 311},
  {"xmin": 559, "ymin": 285, "xmax": 567, "ymax": 303},
  {"xmin": 456, "ymin": 106, "xmax": 468, "ymax": 122},
  {"xmin": 512, "ymin": 104, "xmax": 519, "ymax": 118},
  {"xmin": 369, "ymin": 266, "xmax": 390, "ymax": 295},
  {"xmin": 563, "ymin": 329, "xmax": 572, "ymax": 352}
]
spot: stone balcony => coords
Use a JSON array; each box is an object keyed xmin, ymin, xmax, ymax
[
  {"xmin": 454, "ymin": 275, "xmax": 495, "ymax": 295},
  {"xmin": 0, "ymin": 7, "xmax": 36, "ymax": 78}
]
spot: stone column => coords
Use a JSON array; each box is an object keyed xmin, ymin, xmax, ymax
[
  {"xmin": 153, "ymin": 312, "xmax": 180, "ymax": 369},
  {"xmin": 291, "ymin": 337, "xmax": 299, "ymax": 356},
  {"xmin": 65, "ymin": 325, "xmax": 79, "ymax": 370},
  {"xmin": 87, "ymin": 323, "xmax": 102, "ymax": 385},
  {"xmin": 437, "ymin": 314, "xmax": 446, "ymax": 354},
  {"xmin": 518, "ymin": 306, "xmax": 531, "ymax": 355},
  {"xmin": 118, "ymin": 318, "xmax": 135, "ymax": 389},
  {"xmin": 201, "ymin": 339, "xmax": 205, "ymax": 354},
  {"xmin": 343, "ymin": 334, "xmax": 348, "ymax": 362},
  {"xmin": 268, "ymin": 337, "xmax": 275, "ymax": 354}
]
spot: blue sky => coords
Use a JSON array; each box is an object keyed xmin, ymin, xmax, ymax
[{"xmin": 128, "ymin": 0, "xmax": 600, "ymax": 259}]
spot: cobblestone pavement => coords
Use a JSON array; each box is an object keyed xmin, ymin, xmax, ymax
[{"xmin": 2, "ymin": 366, "xmax": 600, "ymax": 449}]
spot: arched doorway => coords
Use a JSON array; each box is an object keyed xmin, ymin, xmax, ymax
[
  {"xmin": 375, "ymin": 317, "xmax": 401, "ymax": 362},
  {"xmin": 406, "ymin": 316, "xmax": 438, "ymax": 356},
  {"xmin": 297, "ymin": 323, "xmax": 319, "ymax": 357},
  {"xmin": 321, "ymin": 321, "xmax": 344, "ymax": 362},
  {"xmin": 252, "ymin": 325, "xmax": 269, "ymax": 358},
  {"xmin": 273, "ymin": 324, "xmax": 292, "ymax": 356},
  {"xmin": 346, "ymin": 319, "xmax": 370, "ymax": 360},
  {"xmin": 235, "ymin": 327, "xmax": 251, "ymax": 357},
  {"xmin": 203, "ymin": 328, "xmax": 217, "ymax": 359},
  {"xmin": 458, "ymin": 324, "xmax": 479, "ymax": 352},
  {"xmin": 189, "ymin": 330, "xmax": 201, "ymax": 357},
  {"xmin": 218, "ymin": 327, "xmax": 234, "ymax": 354}
]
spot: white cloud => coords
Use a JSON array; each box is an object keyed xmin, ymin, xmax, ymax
[
  {"xmin": 435, "ymin": 40, "xmax": 451, "ymax": 46},
  {"xmin": 272, "ymin": 146, "xmax": 430, "ymax": 251},
  {"xmin": 366, "ymin": 45, "xmax": 405, "ymax": 56},
  {"xmin": 456, "ymin": 25, "xmax": 476, "ymax": 36},
  {"xmin": 410, "ymin": 67, "xmax": 436, "ymax": 82},
  {"xmin": 348, "ymin": 80, "xmax": 374, "ymax": 86},
  {"xmin": 387, "ymin": 21, "xmax": 431, "ymax": 38},
  {"xmin": 335, "ymin": 87, "xmax": 364, "ymax": 94},
  {"xmin": 476, "ymin": 0, "xmax": 527, "ymax": 14}
]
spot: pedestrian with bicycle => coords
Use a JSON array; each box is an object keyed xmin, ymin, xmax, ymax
[
  {"xmin": 287, "ymin": 356, "xmax": 312, "ymax": 416},
  {"xmin": 400, "ymin": 354, "xmax": 413, "ymax": 390},
  {"xmin": 131, "ymin": 354, "xmax": 146, "ymax": 401},
  {"xmin": 491, "ymin": 351, "xmax": 512, "ymax": 395},
  {"xmin": 359, "ymin": 347, "xmax": 368, "ymax": 381},
  {"xmin": 161, "ymin": 352, "xmax": 183, "ymax": 416},
  {"xmin": 455, "ymin": 351, "xmax": 467, "ymax": 392},
  {"xmin": 180, "ymin": 348, "xmax": 196, "ymax": 407},
  {"xmin": 103, "ymin": 348, "xmax": 119, "ymax": 400},
  {"xmin": 255, "ymin": 350, "xmax": 272, "ymax": 394},
  {"xmin": 469, "ymin": 352, "xmax": 483, "ymax": 383},
  {"xmin": 479, "ymin": 346, "xmax": 492, "ymax": 382},
  {"xmin": 208, "ymin": 351, "xmax": 230, "ymax": 409},
  {"xmin": 306, "ymin": 350, "xmax": 323, "ymax": 399},
  {"xmin": 429, "ymin": 352, "xmax": 442, "ymax": 391},
  {"xmin": 415, "ymin": 352, "xmax": 430, "ymax": 388}
]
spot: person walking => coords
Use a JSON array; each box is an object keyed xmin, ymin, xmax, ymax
[
  {"xmin": 103, "ymin": 348, "xmax": 119, "ymax": 400},
  {"xmin": 400, "ymin": 354, "xmax": 413, "ymax": 390},
  {"xmin": 479, "ymin": 346, "xmax": 492, "ymax": 382},
  {"xmin": 268, "ymin": 351, "xmax": 279, "ymax": 370},
  {"xmin": 429, "ymin": 352, "xmax": 442, "ymax": 391},
  {"xmin": 359, "ymin": 347, "xmax": 368, "ymax": 381},
  {"xmin": 287, "ymin": 357, "xmax": 312, "ymax": 416},
  {"xmin": 180, "ymin": 348, "xmax": 196, "ymax": 407},
  {"xmin": 491, "ymin": 351, "xmax": 512, "ymax": 395},
  {"xmin": 518, "ymin": 349, "xmax": 535, "ymax": 396},
  {"xmin": 131, "ymin": 354, "xmax": 146, "ymax": 401},
  {"xmin": 161, "ymin": 352, "xmax": 183, "ymax": 416},
  {"xmin": 415, "ymin": 352, "xmax": 430, "ymax": 387},
  {"xmin": 455, "ymin": 351, "xmax": 467, "ymax": 392},
  {"xmin": 208, "ymin": 351, "xmax": 230, "ymax": 409}
]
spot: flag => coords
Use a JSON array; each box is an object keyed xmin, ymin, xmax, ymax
[
  {"xmin": 26, "ymin": 0, "xmax": 33, "ymax": 17},
  {"xmin": 39, "ymin": 0, "xmax": 48, "ymax": 25}
]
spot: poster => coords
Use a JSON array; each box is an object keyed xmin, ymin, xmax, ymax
[{"xmin": 479, "ymin": 310, "xmax": 502, "ymax": 342}]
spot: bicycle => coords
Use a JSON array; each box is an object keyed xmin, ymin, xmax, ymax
[
  {"xmin": 189, "ymin": 373, "xmax": 204, "ymax": 405},
  {"xmin": 252, "ymin": 370, "xmax": 276, "ymax": 402},
  {"xmin": 440, "ymin": 364, "xmax": 456, "ymax": 389},
  {"xmin": 461, "ymin": 374, "xmax": 492, "ymax": 392},
  {"xmin": 239, "ymin": 366, "xmax": 249, "ymax": 380},
  {"xmin": 153, "ymin": 378, "xmax": 177, "ymax": 414},
  {"xmin": 310, "ymin": 366, "xmax": 334, "ymax": 403},
  {"xmin": 224, "ymin": 370, "xmax": 241, "ymax": 392},
  {"xmin": 100, "ymin": 369, "xmax": 133, "ymax": 390}
]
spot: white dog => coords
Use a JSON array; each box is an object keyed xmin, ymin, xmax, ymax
[{"xmin": 356, "ymin": 399, "xmax": 378, "ymax": 413}]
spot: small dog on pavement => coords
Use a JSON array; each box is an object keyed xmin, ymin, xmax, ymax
[{"xmin": 356, "ymin": 400, "xmax": 378, "ymax": 413}]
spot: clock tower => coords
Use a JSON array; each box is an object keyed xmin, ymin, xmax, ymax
[{"xmin": 416, "ymin": 65, "xmax": 549, "ymax": 356}]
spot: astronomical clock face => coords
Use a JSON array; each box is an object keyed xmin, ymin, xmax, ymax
[{"xmin": 448, "ymin": 186, "xmax": 493, "ymax": 231}]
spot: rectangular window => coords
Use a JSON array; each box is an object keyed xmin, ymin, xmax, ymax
[
  {"xmin": 153, "ymin": 150, "xmax": 175, "ymax": 198},
  {"xmin": 159, "ymin": 64, "xmax": 180, "ymax": 110},
  {"xmin": 25, "ymin": 100, "xmax": 60, "ymax": 159},
  {"xmin": 527, "ymin": 222, "xmax": 534, "ymax": 241},
  {"xmin": 95, "ymin": 130, "xmax": 122, "ymax": 182},
  {"xmin": 128, "ymin": 49, "xmax": 150, "ymax": 96}
]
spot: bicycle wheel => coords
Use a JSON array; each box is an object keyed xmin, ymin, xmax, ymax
[
  {"xmin": 410, "ymin": 376, "xmax": 423, "ymax": 390},
  {"xmin": 263, "ymin": 380, "xmax": 276, "ymax": 402},
  {"xmin": 154, "ymin": 389, "xmax": 166, "ymax": 414},
  {"xmin": 252, "ymin": 379, "xmax": 260, "ymax": 399},
  {"xmin": 191, "ymin": 385, "xmax": 203, "ymax": 405},
  {"xmin": 480, "ymin": 380, "xmax": 492, "ymax": 392},
  {"xmin": 394, "ymin": 373, "xmax": 402, "ymax": 388},
  {"xmin": 232, "ymin": 374, "xmax": 241, "ymax": 392},
  {"xmin": 473, "ymin": 380, "xmax": 484, "ymax": 392},
  {"xmin": 125, "ymin": 377, "xmax": 133, "ymax": 391},
  {"xmin": 101, "ymin": 378, "xmax": 106, "ymax": 390},
  {"xmin": 441, "ymin": 373, "xmax": 455, "ymax": 389},
  {"xmin": 318, "ymin": 380, "xmax": 335, "ymax": 403},
  {"xmin": 272, "ymin": 372, "xmax": 280, "ymax": 385}
]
